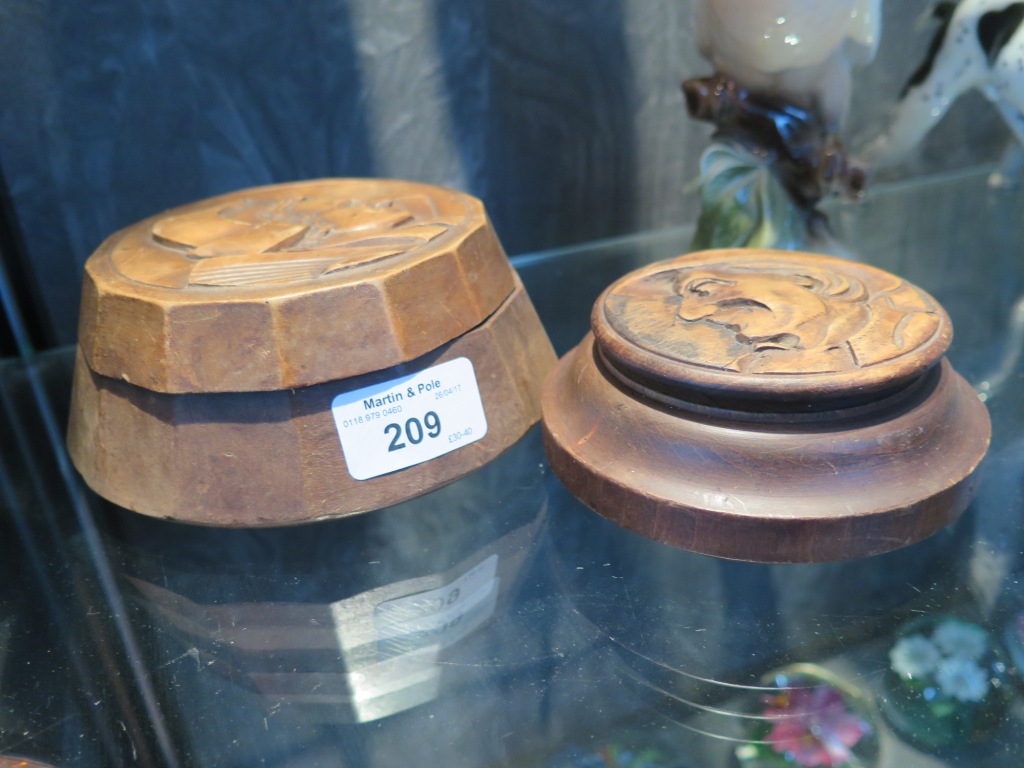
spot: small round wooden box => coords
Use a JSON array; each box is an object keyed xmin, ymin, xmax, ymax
[
  {"xmin": 542, "ymin": 248, "xmax": 991, "ymax": 563},
  {"xmin": 67, "ymin": 179, "xmax": 556, "ymax": 526}
]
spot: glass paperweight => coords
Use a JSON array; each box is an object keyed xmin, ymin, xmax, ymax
[
  {"xmin": 880, "ymin": 615, "xmax": 1011, "ymax": 751},
  {"xmin": 734, "ymin": 664, "xmax": 878, "ymax": 768}
]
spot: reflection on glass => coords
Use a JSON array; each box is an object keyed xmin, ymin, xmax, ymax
[
  {"xmin": 548, "ymin": 735, "xmax": 693, "ymax": 768},
  {"xmin": 85, "ymin": 427, "xmax": 548, "ymax": 764},
  {"xmin": 547, "ymin": 478, "xmax": 975, "ymax": 764}
]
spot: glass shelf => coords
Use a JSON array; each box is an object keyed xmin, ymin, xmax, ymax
[{"xmin": 3, "ymin": 166, "xmax": 1024, "ymax": 767}]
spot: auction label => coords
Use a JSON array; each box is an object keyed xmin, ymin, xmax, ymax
[{"xmin": 331, "ymin": 357, "xmax": 488, "ymax": 480}]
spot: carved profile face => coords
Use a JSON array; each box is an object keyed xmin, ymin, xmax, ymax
[
  {"xmin": 600, "ymin": 253, "xmax": 944, "ymax": 377},
  {"xmin": 675, "ymin": 266, "xmax": 870, "ymax": 354}
]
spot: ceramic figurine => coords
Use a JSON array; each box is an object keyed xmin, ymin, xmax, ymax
[
  {"xmin": 691, "ymin": 0, "xmax": 881, "ymax": 129},
  {"xmin": 880, "ymin": 615, "xmax": 1011, "ymax": 751},
  {"xmin": 684, "ymin": 0, "xmax": 881, "ymax": 250},
  {"xmin": 870, "ymin": 0, "xmax": 1024, "ymax": 188}
]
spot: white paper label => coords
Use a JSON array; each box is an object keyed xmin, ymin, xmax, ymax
[{"xmin": 331, "ymin": 357, "xmax": 488, "ymax": 480}]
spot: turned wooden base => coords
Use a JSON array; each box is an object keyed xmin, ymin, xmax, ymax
[{"xmin": 542, "ymin": 249, "xmax": 990, "ymax": 563}]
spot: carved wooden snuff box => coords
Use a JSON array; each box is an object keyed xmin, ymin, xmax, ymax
[
  {"xmin": 67, "ymin": 179, "xmax": 556, "ymax": 526},
  {"xmin": 541, "ymin": 249, "xmax": 990, "ymax": 563}
]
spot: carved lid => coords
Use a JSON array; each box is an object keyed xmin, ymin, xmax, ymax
[
  {"xmin": 541, "ymin": 249, "xmax": 989, "ymax": 563},
  {"xmin": 77, "ymin": 179, "xmax": 516, "ymax": 393},
  {"xmin": 593, "ymin": 248, "xmax": 951, "ymax": 413}
]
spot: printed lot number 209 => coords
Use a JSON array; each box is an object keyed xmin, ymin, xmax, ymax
[
  {"xmin": 385, "ymin": 412, "xmax": 442, "ymax": 452},
  {"xmin": 331, "ymin": 357, "xmax": 487, "ymax": 480}
]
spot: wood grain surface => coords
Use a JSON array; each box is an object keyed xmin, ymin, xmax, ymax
[
  {"xmin": 77, "ymin": 179, "xmax": 516, "ymax": 393},
  {"xmin": 593, "ymin": 248, "xmax": 951, "ymax": 409},
  {"xmin": 542, "ymin": 249, "xmax": 990, "ymax": 563},
  {"xmin": 69, "ymin": 277, "xmax": 555, "ymax": 526},
  {"xmin": 69, "ymin": 179, "xmax": 555, "ymax": 525}
]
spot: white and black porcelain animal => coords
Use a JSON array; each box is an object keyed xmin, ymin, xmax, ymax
[{"xmin": 871, "ymin": 0, "xmax": 1024, "ymax": 187}]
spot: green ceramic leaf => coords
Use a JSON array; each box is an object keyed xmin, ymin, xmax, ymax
[{"xmin": 691, "ymin": 142, "xmax": 807, "ymax": 251}]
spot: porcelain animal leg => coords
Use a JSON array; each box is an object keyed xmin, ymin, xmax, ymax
[
  {"xmin": 871, "ymin": 0, "xmax": 1024, "ymax": 184},
  {"xmin": 986, "ymin": 28, "xmax": 1024, "ymax": 186},
  {"xmin": 988, "ymin": 124, "xmax": 1024, "ymax": 188}
]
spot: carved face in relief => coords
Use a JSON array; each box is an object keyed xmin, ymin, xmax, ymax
[
  {"xmin": 675, "ymin": 266, "xmax": 870, "ymax": 356},
  {"xmin": 602, "ymin": 255, "xmax": 944, "ymax": 376}
]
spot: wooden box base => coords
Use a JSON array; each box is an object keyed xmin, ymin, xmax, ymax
[
  {"xmin": 68, "ymin": 279, "xmax": 555, "ymax": 526},
  {"xmin": 541, "ymin": 249, "xmax": 990, "ymax": 563}
]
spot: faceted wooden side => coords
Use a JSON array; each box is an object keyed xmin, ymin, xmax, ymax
[
  {"xmin": 77, "ymin": 179, "xmax": 516, "ymax": 394},
  {"xmin": 68, "ymin": 279, "xmax": 556, "ymax": 526}
]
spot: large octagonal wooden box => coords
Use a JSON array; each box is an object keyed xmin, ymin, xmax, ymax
[{"xmin": 67, "ymin": 179, "xmax": 556, "ymax": 526}]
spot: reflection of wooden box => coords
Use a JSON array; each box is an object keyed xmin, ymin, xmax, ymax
[{"xmin": 67, "ymin": 179, "xmax": 556, "ymax": 526}]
